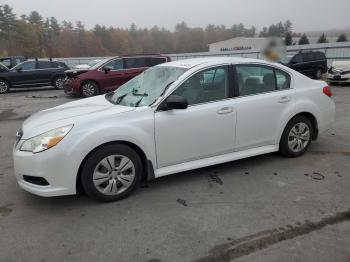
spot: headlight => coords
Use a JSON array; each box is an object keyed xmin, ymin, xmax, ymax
[{"xmin": 20, "ymin": 125, "xmax": 73, "ymax": 153}]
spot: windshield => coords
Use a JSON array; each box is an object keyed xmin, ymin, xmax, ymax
[
  {"xmin": 88, "ymin": 60, "xmax": 102, "ymax": 67},
  {"xmin": 89, "ymin": 58, "xmax": 110, "ymax": 70},
  {"xmin": 279, "ymin": 54, "xmax": 294, "ymax": 64},
  {"xmin": 109, "ymin": 66, "xmax": 188, "ymax": 107}
]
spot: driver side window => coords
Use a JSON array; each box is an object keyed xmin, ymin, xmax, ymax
[
  {"xmin": 103, "ymin": 59, "xmax": 123, "ymax": 70},
  {"xmin": 172, "ymin": 66, "xmax": 229, "ymax": 106}
]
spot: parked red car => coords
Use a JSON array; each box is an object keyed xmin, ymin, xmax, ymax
[{"xmin": 63, "ymin": 55, "xmax": 171, "ymax": 97}]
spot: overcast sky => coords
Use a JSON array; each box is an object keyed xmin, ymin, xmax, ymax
[{"xmin": 2, "ymin": 0, "xmax": 350, "ymax": 32}]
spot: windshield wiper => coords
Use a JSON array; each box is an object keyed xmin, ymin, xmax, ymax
[
  {"xmin": 134, "ymin": 93, "xmax": 148, "ymax": 107},
  {"xmin": 132, "ymin": 88, "xmax": 148, "ymax": 97}
]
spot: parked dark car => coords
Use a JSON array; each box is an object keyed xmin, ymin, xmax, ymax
[
  {"xmin": 0, "ymin": 56, "xmax": 27, "ymax": 69},
  {"xmin": 281, "ymin": 51, "xmax": 327, "ymax": 79},
  {"xmin": 0, "ymin": 60, "xmax": 70, "ymax": 94},
  {"xmin": 63, "ymin": 54, "xmax": 171, "ymax": 97}
]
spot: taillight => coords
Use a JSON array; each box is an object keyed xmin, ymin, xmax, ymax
[{"xmin": 323, "ymin": 86, "xmax": 332, "ymax": 97}]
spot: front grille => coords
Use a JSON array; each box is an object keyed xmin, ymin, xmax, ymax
[{"xmin": 23, "ymin": 175, "xmax": 50, "ymax": 186}]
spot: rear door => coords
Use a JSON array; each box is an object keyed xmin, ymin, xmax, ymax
[
  {"xmin": 124, "ymin": 57, "xmax": 148, "ymax": 81},
  {"xmin": 289, "ymin": 54, "xmax": 305, "ymax": 74},
  {"xmin": 36, "ymin": 61, "xmax": 55, "ymax": 84},
  {"xmin": 233, "ymin": 64, "xmax": 295, "ymax": 151}
]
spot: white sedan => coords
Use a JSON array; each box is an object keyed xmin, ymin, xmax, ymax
[{"xmin": 13, "ymin": 57, "xmax": 335, "ymax": 202}]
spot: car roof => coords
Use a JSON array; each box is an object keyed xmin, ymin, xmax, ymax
[{"xmin": 159, "ymin": 57, "xmax": 280, "ymax": 69}]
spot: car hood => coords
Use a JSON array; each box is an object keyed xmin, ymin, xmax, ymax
[
  {"xmin": 65, "ymin": 68, "xmax": 90, "ymax": 77},
  {"xmin": 22, "ymin": 95, "xmax": 135, "ymax": 138}
]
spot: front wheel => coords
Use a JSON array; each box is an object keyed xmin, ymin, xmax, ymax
[
  {"xmin": 81, "ymin": 144, "xmax": 143, "ymax": 202},
  {"xmin": 80, "ymin": 81, "xmax": 99, "ymax": 97},
  {"xmin": 0, "ymin": 79, "xmax": 10, "ymax": 94},
  {"xmin": 279, "ymin": 116, "xmax": 313, "ymax": 157}
]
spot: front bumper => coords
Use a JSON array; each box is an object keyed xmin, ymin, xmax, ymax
[
  {"xmin": 327, "ymin": 73, "xmax": 350, "ymax": 83},
  {"xmin": 63, "ymin": 78, "xmax": 81, "ymax": 96},
  {"xmin": 13, "ymin": 141, "xmax": 79, "ymax": 197}
]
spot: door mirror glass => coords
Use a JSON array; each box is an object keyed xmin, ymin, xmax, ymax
[{"xmin": 161, "ymin": 95, "xmax": 188, "ymax": 110}]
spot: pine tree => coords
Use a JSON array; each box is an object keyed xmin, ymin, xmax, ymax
[
  {"xmin": 285, "ymin": 32, "xmax": 293, "ymax": 46},
  {"xmin": 317, "ymin": 33, "xmax": 328, "ymax": 43},
  {"xmin": 298, "ymin": 34, "xmax": 310, "ymax": 45},
  {"xmin": 337, "ymin": 34, "xmax": 348, "ymax": 42}
]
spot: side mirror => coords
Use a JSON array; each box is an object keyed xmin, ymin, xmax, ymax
[
  {"xmin": 103, "ymin": 67, "xmax": 111, "ymax": 74},
  {"xmin": 16, "ymin": 68, "xmax": 23, "ymax": 72},
  {"xmin": 159, "ymin": 95, "xmax": 188, "ymax": 111},
  {"xmin": 290, "ymin": 60, "xmax": 298, "ymax": 65}
]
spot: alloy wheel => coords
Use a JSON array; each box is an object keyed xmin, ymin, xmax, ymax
[
  {"xmin": 93, "ymin": 154, "xmax": 136, "ymax": 196},
  {"xmin": 55, "ymin": 77, "xmax": 65, "ymax": 89},
  {"xmin": 81, "ymin": 83, "xmax": 96, "ymax": 97},
  {"xmin": 287, "ymin": 122, "xmax": 311, "ymax": 153},
  {"xmin": 0, "ymin": 80, "xmax": 9, "ymax": 93}
]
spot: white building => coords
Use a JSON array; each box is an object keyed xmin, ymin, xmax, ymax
[{"xmin": 209, "ymin": 37, "xmax": 339, "ymax": 52}]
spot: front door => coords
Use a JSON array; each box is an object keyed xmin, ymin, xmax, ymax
[
  {"xmin": 154, "ymin": 65, "xmax": 236, "ymax": 168},
  {"xmin": 8, "ymin": 61, "xmax": 37, "ymax": 86},
  {"xmin": 99, "ymin": 58, "xmax": 128, "ymax": 90}
]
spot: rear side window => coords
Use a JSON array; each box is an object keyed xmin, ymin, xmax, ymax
[
  {"xmin": 303, "ymin": 53, "xmax": 315, "ymax": 62},
  {"xmin": 236, "ymin": 65, "xmax": 290, "ymax": 96},
  {"xmin": 315, "ymin": 52, "xmax": 326, "ymax": 60},
  {"xmin": 146, "ymin": 57, "xmax": 167, "ymax": 67},
  {"xmin": 125, "ymin": 57, "xmax": 148, "ymax": 69},
  {"xmin": 19, "ymin": 61, "xmax": 36, "ymax": 70},
  {"xmin": 275, "ymin": 69, "xmax": 291, "ymax": 90},
  {"xmin": 38, "ymin": 61, "xmax": 52, "ymax": 69}
]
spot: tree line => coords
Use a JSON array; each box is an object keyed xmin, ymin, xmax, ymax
[{"xmin": 0, "ymin": 4, "xmax": 348, "ymax": 58}]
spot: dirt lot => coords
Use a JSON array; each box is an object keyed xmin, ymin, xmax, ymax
[{"xmin": 0, "ymin": 86, "xmax": 350, "ymax": 262}]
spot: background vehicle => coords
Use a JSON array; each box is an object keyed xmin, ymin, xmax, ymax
[
  {"xmin": 0, "ymin": 60, "xmax": 70, "ymax": 93},
  {"xmin": 0, "ymin": 56, "xmax": 26, "ymax": 69},
  {"xmin": 281, "ymin": 51, "xmax": 327, "ymax": 79},
  {"xmin": 327, "ymin": 60, "xmax": 350, "ymax": 85},
  {"xmin": 73, "ymin": 59, "xmax": 104, "ymax": 70},
  {"xmin": 13, "ymin": 57, "xmax": 335, "ymax": 201},
  {"xmin": 63, "ymin": 54, "xmax": 171, "ymax": 97}
]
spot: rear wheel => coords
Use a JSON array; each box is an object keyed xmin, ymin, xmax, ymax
[
  {"xmin": 0, "ymin": 79, "xmax": 10, "ymax": 94},
  {"xmin": 81, "ymin": 144, "xmax": 143, "ymax": 202},
  {"xmin": 53, "ymin": 76, "xmax": 65, "ymax": 89},
  {"xmin": 80, "ymin": 81, "xmax": 99, "ymax": 97},
  {"xmin": 279, "ymin": 116, "xmax": 313, "ymax": 157}
]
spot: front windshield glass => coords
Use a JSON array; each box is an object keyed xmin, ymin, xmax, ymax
[
  {"xmin": 279, "ymin": 54, "xmax": 294, "ymax": 64},
  {"xmin": 89, "ymin": 58, "xmax": 110, "ymax": 70},
  {"xmin": 109, "ymin": 66, "xmax": 188, "ymax": 107},
  {"xmin": 88, "ymin": 60, "xmax": 101, "ymax": 67}
]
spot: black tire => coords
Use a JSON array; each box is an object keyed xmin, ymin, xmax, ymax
[
  {"xmin": 315, "ymin": 68, "xmax": 323, "ymax": 79},
  {"xmin": 52, "ymin": 76, "xmax": 65, "ymax": 89},
  {"xmin": 80, "ymin": 81, "xmax": 99, "ymax": 97},
  {"xmin": 81, "ymin": 144, "xmax": 143, "ymax": 202},
  {"xmin": 279, "ymin": 115, "xmax": 313, "ymax": 158},
  {"xmin": 0, "ymin": 79, "xmax": 10, "ymax": 94}
]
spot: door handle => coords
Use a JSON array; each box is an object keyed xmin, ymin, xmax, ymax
[
  {"xmin": 278, "ymin": 96, "xmax": 291, "ymax": 103},
  {"xmin": 217, "ymin": 107, "xmax": 233, "ymax": 115}
]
